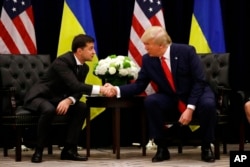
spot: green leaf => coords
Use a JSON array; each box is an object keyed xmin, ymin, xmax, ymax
[{"xmin": 123, "ymin": 61, "xmax": 131, "ymax": 68}]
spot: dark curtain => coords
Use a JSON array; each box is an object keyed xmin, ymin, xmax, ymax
[{"xmin": 0, "ymin": 0, "xmax": 248, "ymax": 146}]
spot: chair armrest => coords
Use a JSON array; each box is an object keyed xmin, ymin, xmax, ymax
[
  {"xmin": 236, "ymin": 90, "xmax": 245, "ymax": 101},
  {"xmin": 0, "ymin": 87, "xmax": 17, "ymax": 115},
  {"xmin": 217, "ymin": 86, "xmax": 231, "ymax": 92},
  {"xmin": 216, "ymin": 86, "xmax": 234, "ymax": 114},
  {"xmin": 216, "ymin": 86, "xmax": 245, "ymax": 116}
]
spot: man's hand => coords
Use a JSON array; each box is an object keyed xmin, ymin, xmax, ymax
[
  {"xmin": 56, "ymin": 98, "xmax": 72, "ymax": 115},
  {"xmin": 178, "ymin": 108, "xmax": 194, "ymax": 125},
  {"xmin": 100, "ymin": 83, "xmax": 117, "ymax": 97}
]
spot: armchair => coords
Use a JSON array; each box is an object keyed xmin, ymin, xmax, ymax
[{"xmin": 0, "ymin": 54, "xmax": 69, "ymax": 161}]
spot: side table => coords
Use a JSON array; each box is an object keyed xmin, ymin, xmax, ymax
[{"xmin": 85, "ymin": 95, "xmax": 146, "ymax": 159}]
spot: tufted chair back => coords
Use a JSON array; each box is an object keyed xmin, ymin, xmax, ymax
[
  {"xmin": 199, "ymin": 53, "xmax": 230, "ymax": 94},
  {"xmin": 0, "ymin": 54, "xmax": 50, "ymax": 115}
]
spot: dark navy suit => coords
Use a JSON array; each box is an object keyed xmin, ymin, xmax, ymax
[{"xmin": 119, "ymin": 43, "xmax": 216, "ymax": 145}]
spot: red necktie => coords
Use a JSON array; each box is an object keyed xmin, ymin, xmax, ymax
[{"xmin": 160, "ymin": 56, "xmax": 186, "ymax": 113}]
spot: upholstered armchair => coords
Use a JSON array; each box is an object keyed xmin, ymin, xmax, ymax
[{"xmin": 0, "ymin": 54, "xmax": 69, "ymax": 161}]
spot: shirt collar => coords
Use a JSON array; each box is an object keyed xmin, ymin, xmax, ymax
[
  {"xmin": 161, "ymin": 44, "xmax": 171, "ymax": 60},
  {"xmin": 74, "ymin": 54, "xmax": 82, "ymax": 65}
]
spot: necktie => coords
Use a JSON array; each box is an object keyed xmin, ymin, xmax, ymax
[
  {"xmin": 76, "ymin": 65, "xmax": 84, "ymax": 79},
  {"xmin": 160, "ymin": 56, "xmax": 186, "ymax": 113}
]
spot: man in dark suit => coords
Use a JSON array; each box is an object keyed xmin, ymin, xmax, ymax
[
  {"xmin": 108, "ymin": 26, "xmax": 217, "ymax": 163},
  {"xmin": 23, "ymin": 34, "xmax": 111, "ymax": 163}
]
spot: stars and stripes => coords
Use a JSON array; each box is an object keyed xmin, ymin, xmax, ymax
[
  {"xmin": 0, "ymin": 0, "xmax": 36, "ymax": 54},
  {"xmin": 128, "ymin": 0, "xmax": 165, "ymax": 95}
]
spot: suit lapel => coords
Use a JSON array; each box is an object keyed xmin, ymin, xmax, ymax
[{"xmin": 169, "ymin": 44, "xmax": 178, "ymax": 84}]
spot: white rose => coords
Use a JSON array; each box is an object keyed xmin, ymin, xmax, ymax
[
  {"xmin": 116, "ymin": 55, "xmax": 125, "ymax": 61},
  {"xmin": 108, "ymin": 66, "xmax": 116, "ymax": 75},
  {"xmin": 130, "ymin": 66, "xmax": 139, "ymax": 79},
  {"xmin": 119, "ymin": 68, "xmax": 129, "ymax": 76},
  {"xmin": 95, "ymin": 63, "xmax": 109, "ymax": 75}
]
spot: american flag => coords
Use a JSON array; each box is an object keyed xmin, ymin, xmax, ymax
[
  {"xmin": 0, "ymin": 0, "xmax": 36, "ymax": 54},
  {"xmin": 128, "ymin": 0, "xmax": 165, "ymax": 95}
]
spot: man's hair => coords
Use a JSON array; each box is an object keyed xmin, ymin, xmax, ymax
[
  {"xmin": 71, "ymin": 34, "xmax": 95, "ymax": 52},
  {"xmin": 141, "ymin": 26, "xmax": 172, "ymax": 46}
]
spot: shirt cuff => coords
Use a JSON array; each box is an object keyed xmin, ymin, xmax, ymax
[
  {"xmin": 68, "ymin": 96, "xmax": 76, "ymax": 105},
  {"xmin": 92, "ymin": 85, "xmax": 101, "ymax": 95},
  {"xmin": 115, "ymin": 86, "xmax": 121, "ymax": 98},
  {"xmin": 187, "ymin": 104, "xmax": 195, "ymax": 110}
]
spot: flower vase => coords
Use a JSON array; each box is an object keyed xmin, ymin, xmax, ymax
[{"xmin": 105, "ymin": 77, "xmax": 128, "ymax": 86}]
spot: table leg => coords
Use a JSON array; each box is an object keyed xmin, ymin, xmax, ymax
[
  {"xmin": 114, "ymin": 107, "xmax": 120, "ymax": 159},
  {"xmin": 112, "ymin": 109, "xmax": 116, "ymax": 154},
  {"xmin": 141, "ymin": 108, "xmax": 146, "ymax": 156}
]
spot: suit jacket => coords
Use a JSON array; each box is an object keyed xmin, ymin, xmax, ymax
[
  {"xmin": 23, "ymin": 51, "xmax": 93, "ymax": 111},
  {"xmin": 119, "ymin": 43, "xmax": 209, "ymax": 106}
]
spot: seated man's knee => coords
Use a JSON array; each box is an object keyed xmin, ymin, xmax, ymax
[
  {"xmin": 39, "ymin": 101, "xmax": 55, "ymax": 116},
  {"xmin": 144, "ymin": 95, "xmax": 156, "ymax": 107},
  {"xmin": 199, "ymin": 98, "xmax": 216, "ymax": 114},
  {"xmin": 74, "ymin": 102, "xmax": 88, "ymax": 117}
]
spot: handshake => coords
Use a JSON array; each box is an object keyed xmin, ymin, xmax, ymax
[{"xmin": 99, "ymin": 83, "xmax": 117, "ymax": 97}]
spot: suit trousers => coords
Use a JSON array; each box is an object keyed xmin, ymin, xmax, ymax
[
  {"xmin": 144, "ymin": 87, "xmax": 217, "ymax": 146},
  {"xmin": 31, "ymin": 98, "xmax": 87, "ymax": 148}
]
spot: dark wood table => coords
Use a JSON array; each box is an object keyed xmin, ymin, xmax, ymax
[{"xmin": 85, "ymin": 95, "xmax": 146, "ymax": 159}]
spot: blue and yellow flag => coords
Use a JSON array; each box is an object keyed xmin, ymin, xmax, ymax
[
  {"xmin": 57, "ymin": 0, "xmax": 104, "ymax": 128},
  {"xmin": 188, "ymin": 0, "xmax": 225, "ymax": 132},
  {"xmin": 189, "ymin": 0, "xmax": 226, "ymax": 53}
]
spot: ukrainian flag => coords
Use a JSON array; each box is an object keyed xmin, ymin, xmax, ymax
[
  {"xmin": 188, "ymin": 0, "xmax": 225, "ymax": 132},
  {"xmin": 57, "ymin": 0, "xmax": 104, "ymax": 128},
  {"xmin": 189, "ymin": 0, "xmax": 226, "ymax": 53}
]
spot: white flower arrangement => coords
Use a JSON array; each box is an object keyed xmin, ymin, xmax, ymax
[{"xmin": 93, "ymin": 54, "xmax": 139, "ymax": 81}]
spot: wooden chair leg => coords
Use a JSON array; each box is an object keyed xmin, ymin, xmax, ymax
[
  {"xmin": 239, "ymin": 122, "xmax": 245, "ymax": 151},
  {"xmin": 48, "ymin": 145, "xmax": 53, "ymax": 154},
  {"xmin": 214, "ymin": 123, "xmax": 222, "ymax": 159},
  {"xmin": 178, "ymin": 144, "xmax": 183, "ymax": 154},
  {"xmin": 178, "ymin": 127, "xmax": 183, "ymax": 154},
  {"xmin": 16, "ymin": 127, "xmax": 22, "ymax": 161},
  {"xmin": 223, "ymin": 142, "xmax": 227, "ymax": 154},
  {"xmin": 3, "ymin": 147, "xmax": 8, "ymax": 156},
  {"xmin": 214, "ymin": 141, "xmax": 220, "ymax": 159}
]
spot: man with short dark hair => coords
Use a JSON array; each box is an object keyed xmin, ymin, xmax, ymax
[{"xmin": 24, "ymin": 34, "xmax": 112, "ymax": 163}]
